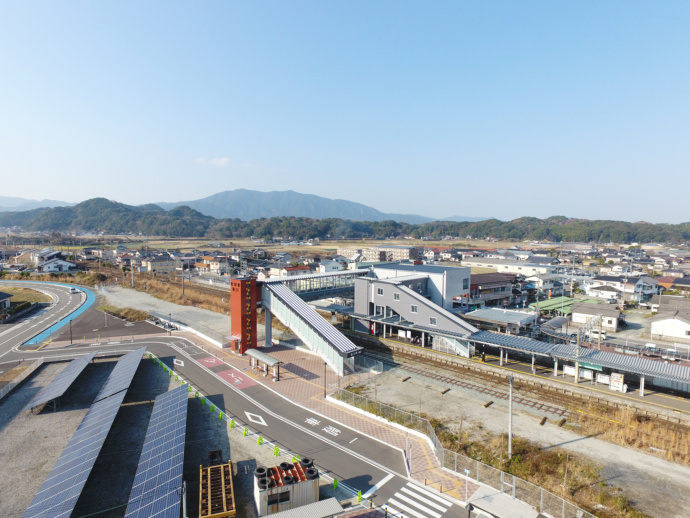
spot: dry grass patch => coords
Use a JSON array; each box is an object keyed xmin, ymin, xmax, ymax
[
  {"xmin": 430, "ymin": 418, "xmax": 648, "ymax": 518},
  {"xmin": 570, "ymin": 402, "xmax": 690, "ymax": 465},
  {"xmin": 0, "ymin": 287, "xmax": 52, "ymax": 304}
]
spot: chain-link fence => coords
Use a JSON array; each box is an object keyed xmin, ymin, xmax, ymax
[{"xmin": 333, "ymin": 388, "xmax": 596, "ymax": 518}]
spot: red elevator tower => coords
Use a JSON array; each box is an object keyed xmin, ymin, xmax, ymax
[{"xmin": 230, "ymin": 278, "xmax": 257, "ymax": 354}]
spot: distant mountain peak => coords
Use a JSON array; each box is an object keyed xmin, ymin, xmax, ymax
[{"xmin": 155, "ymin": 189, "xmax": 470, "ymax": 224}]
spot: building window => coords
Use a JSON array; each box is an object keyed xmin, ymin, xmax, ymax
[
  {"xmin": 686, "ymin": 330, "xmax": 690, "ymax": 336},
  {"xmin": 267, "ymin": 491, "xmax": 290, "ymax": 505},
  {"xmin": 377, "ymin": 288, "xmax": 383, "ymax": 296},
  {"xmin": 430, "ymin": 317, "xmax": 437, "ymax": 326},
  {"xmin": 411, "ymin": 305, "xmax": 418, "ymax": 313},
  {"xmin": 394, "ymin": 293, "xmax": 400, "ymax": 301},
  {"xmin": 463, "ymin": 278, "xmax": 469, "ymax": 290}
]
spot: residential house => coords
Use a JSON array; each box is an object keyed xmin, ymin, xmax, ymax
[
  {"xmin": 526, "ymin": 274, "xmax": 563, "ymax": 298},
  {"xmin": 0, "ymin": 291, "xmax": 12, "ymax": 311},
  {"xmin": 317, "ymin": 260, "xmax": 342, "ymax": 273},
  {"xmin": 142, "ymin": 257, "xmax": 176, "ymax": 275},
  {"xmin": 279, "ymin": 265, "xmax": 312, "ymax": 277},
  {"xmin": 650, "ymin": 298, "xmax": 690, "ymax": 344},
  {"xmin": 37, "ymin": 258, "xmax": 76, "ymax": 273},
  {"xmin": 571, "ymin": 302, "xmax": 620, "ymax": 332},
  {"xmin": 465, "ymin": 273, "xmax": 519, "ymax": 309}
]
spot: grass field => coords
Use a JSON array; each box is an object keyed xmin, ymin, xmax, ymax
[{"xmin": 0, "ymin": 287, "xmax": 52, "ymax": 304}]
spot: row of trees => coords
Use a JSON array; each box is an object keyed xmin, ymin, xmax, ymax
[{"xmin": 1, "ymin": 199, "xmax": 689, "ymax": 244}]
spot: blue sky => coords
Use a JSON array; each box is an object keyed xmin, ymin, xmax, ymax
[{"xmin": 1, "ymin": 2, "xmax": 688, "ymax": 223}]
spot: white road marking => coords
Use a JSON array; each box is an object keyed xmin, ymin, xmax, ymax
[
  {"xmin": 399, "ymin": 487, "xmax": 448, "ymax": 512},
  {"xmin": 174, "ymin": 359, "xmax": 184, "ymax": 366},
  {"xmin": 387, "ymin": 498, "xmax": 441, "ymax": 518},
  {"xmin": 362, "ymin": 473, "xmax": 394, "ymax": 499},
  {"xmin": 245, "ymin": 412, "xmax": 267, "ymax": 426},
  {"xmin": 404, "ymin": 483, "xmax": 452, "ymax": 506},
  {"xmin": 349, "ymin": 437, "xmax": 358, "ymax": 444}
]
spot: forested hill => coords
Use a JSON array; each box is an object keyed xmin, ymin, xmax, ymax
[{"xmin": 0, "ymin": 199, "xmax": 688, "ymax": 243}]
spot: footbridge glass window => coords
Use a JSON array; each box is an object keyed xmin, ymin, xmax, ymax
[
  {"xmin": 411, "ymin": 305, "xmax": 418, "ymax": 313},
  {"xmin": 429, "ymin": 317, "xmax": 437, "ymax": 326}
]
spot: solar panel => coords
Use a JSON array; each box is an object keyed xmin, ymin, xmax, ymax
[
  {"xmin": 24, "ymin": 352, "xmax": 98, "ymax": 411},
  {"xmin": 22, "ymin": 391, "xmax": 127, "ymax": 518},
  {"xmin": 124, "ymin": 384, "xmax": 189, "ymax": 518},
  {"xmin": 93, "ymin": 347, "xmax": 147, "ymax": 402}
]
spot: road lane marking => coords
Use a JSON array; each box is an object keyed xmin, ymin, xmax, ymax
[
  {"xmin": 349, "ymin": 437, "xmax": 358, "ymax": 444},
  {"xmin": 362, "ymin": 473, "xmax": 394, "ymax": 498},
  {"xmin": 245, "ymin": 412, "xmax": 267, "ymax": 426}
]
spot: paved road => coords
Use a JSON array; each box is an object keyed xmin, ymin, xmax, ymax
[
  {"xmin": 4, "ymin": 337, "xmax": 470, "ymax": 518},
  {"xmin": 0, "ymin": 286, "xmax": 472, "ymax": 518},
  {"xmin": 0, "ymin": 281, "xmax": 88, "ymax": 359}
]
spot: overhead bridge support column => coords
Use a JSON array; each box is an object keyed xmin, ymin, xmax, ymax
[
  {"xmin": 554, "ymin": 358, "xmax": 558, "ymax": 377},
  {"xmin": 265, "ymin": 307, "xmax": 272, "ymax": 347},
  {"xmin": 640, "ymin": 375, "xmax": 645, "ymax": 397},
  {"xmin": 500, "ymin": 348, "xmax": 503, "ymax": 366}
]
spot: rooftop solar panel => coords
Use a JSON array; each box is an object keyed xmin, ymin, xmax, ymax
[
  {"xmin": 93, "ymin": 347, "xmax": 146, "ymax": 403},
  {"xmin": 22, "ymin": 391, "xmax": 127, "ymax": 518},
  {"xmin": 124, "ymin": 384, "xmax": 189, "ymax": 518},
  {"xmin": 24, "ymin": 352, "xmax": 98, "ymax": 411}
]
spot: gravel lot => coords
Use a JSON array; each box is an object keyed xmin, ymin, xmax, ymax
[
  {"xmin": 0, "ymin": 359, "xmax": 116, "ymax": 517},
  {"xmin": 355, "ymin": 367, "xmax": 690, "ymax": 517}
]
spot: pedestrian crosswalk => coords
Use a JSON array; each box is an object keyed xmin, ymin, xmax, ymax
[{"xmin": 384, "ymin": 482, "xmax": 452, "ymax": 518}]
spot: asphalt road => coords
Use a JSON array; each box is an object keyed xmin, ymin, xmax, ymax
[
  {"xmin": 0, "ymin": 282, "xmax": 470, "ymax": 518},
  {"xmin": 0, "ymin": 281, "xmax": 87, "ymax": 359}
]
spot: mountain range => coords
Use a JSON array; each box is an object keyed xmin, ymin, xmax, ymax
[
  {"xmin": 0, "ymin": 197, "xmax": 688, "ymax": 243},
  {"xmin": 0, "ymin": 190, "xmax": 488, "ymax": 224},
  {"xmin": 0, "ymin": 196, "xmax": 72, "ymax": 213},
  {"xmin": 154, "ymin": 189, "xmax": 489, "ymax": 224}
]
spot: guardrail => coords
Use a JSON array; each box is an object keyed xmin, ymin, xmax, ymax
[{"xmin": 334, "ymin": 388, "xmax": 596, "ymax": 518}]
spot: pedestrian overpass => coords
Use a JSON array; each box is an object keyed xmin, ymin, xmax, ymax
[
  {"xmin": 272, "ymin": 269, "xmax": 370, "ymax": 301},
  {"xmin": 261, "ymin": 281, "xmax": 362, "ymax": 375}
]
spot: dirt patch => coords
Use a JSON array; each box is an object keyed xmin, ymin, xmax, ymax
[
  {"xmin": 351, "ymin": 369, "xmax": 690, "ymax": 517},
  {"xmin": 0, "ymin": 364, "xmax": 29, "ymax": 382}
]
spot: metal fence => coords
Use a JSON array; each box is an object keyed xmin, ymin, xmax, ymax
[{"xmin": 334, "ymin": 388, "xmax": 596, "ymax": 518}]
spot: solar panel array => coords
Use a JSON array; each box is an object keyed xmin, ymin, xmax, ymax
[
  {"xmin": 124, "ymin": 384, "xmax": 189, "ymax": 518},
  {"xmin": 93, "ymin": 346, "xmax": 147, "ymax": 402},
  {"xmin": 22, "ymin": 391, "xmax": 128, "ymax": 518},
  {"xmin": 267, "ymin": 283, "xmax": 362, "ymax": 357},
  {"xmin": 24, "ymin": 352, "xmax": 98, "ymax": 411}
]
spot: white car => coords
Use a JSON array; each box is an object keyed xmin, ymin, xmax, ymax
[{"xmin": 69, "ymin": 287, "xmax": 80, "ymax": 294}]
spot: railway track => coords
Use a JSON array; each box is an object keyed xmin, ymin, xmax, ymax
[{"xmin": 359, "ymin": 344, "xmax": 573, "ymax": 418}]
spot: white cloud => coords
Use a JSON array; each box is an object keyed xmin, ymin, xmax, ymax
[{"xmin": 195, "ymin": 157, "xmax": 230, "ymax": 166}]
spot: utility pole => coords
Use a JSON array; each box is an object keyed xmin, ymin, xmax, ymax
[
  {"xmin": 323, "ymin": 361, "xmax": 327, "ymax": 398},
  {"xmin": 131, "ymin": 263, "xmax": 134, "ymax": 288},
  {"xmin": 69, "ymin": 319, "xmax": 73, "ymax": 345},
  {"xmin": 508, "ymin": 374, "xmax": 513, "ymax": 458},
  {"xmin": 598, "ymin": 318, "xmax": 603, "ymax": 350},
  {"xmin": 104, "ymin": 311, "xmax": 107, "ymax": 328},
  {"xmin": 182, "ymin": 271, "xmax": 185, "ymax": 305}
]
